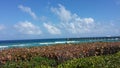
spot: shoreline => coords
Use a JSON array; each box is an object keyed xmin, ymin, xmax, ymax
[
  {"xmin": 0, "ymin": 41, "xmax": 120, "ymax": 51},
  {"xmin": 0, "ymin": 36, "xmax": 120, "ymax": 50}
]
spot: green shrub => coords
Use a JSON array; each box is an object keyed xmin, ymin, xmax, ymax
[
  {"xmin": 58, "ymin": 52, "xmax": 120, "ymax": 68},
  {"xmin": 31, "ymin": 56, "xmax": 57, "ymax": 66},
  {"xmin": 2, "ymin": 56, "xmax": 56, "ymax": 68},
  {"xmin": 1, "ymin": 52, "xmax": 120, "ymax": 68}
]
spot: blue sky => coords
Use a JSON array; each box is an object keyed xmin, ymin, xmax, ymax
[{"xmin": 0, "ymin": 0, "xmax": 120, "ymax": 40}]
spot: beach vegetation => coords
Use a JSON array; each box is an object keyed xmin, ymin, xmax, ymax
[{"xmin": 0, "ymin": 42, "xmax": 120, "ymax": 68}]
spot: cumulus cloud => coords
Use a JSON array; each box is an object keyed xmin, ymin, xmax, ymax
[
  {"xmin": 17, "ymin": 4, "xmax": 119, "ymax": 36},
  {"xmin": 0, "ymin": 25, "xmax": 5, "ymax": 31},
  {"xmin": 82, "ymin": 18, "xmax": 94, "ymax": 24},
  {"xmin": 51, "ymin": 4, "xmax": 95, "ymax": 34},
  {"xmin": 43, "ymin": 23, "xmax": 61, "ymax": 35},
  {"xmin": 18, "ymin": 5, "xmax": 37, "ymax": 19},
  {"xmin": 51, "ymin": 4, "xmax": 72, "ymax": 22},
  {"xmin": 51, "ymin": 4, "xmax": 120, "ymax": 36},
  {"xmin": 14, "ymin": 21, "xmax": 42, "ymax": 35}
]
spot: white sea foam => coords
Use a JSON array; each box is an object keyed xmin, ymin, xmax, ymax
[
  {"xmin": 66, "ymin": 41, "xmax": 76, "ymax": 43},
  {"xmin": 39, "ymin": 42, "xmax": 54, "ymax": 45},
  {"xmin": 39, "ymin": 42, "xmax": 48, "ymax": 45},
  {"xmin": 0, "ymin": 46, "xmax": 8, "ymax": 48},
  {"xmin": 55, "ymin": 41, "xmax": 66, "ymax": 44},
  {"xmin": 12, "ymin": 44, "xmax": 26, "ymax": 46},
  {"xmin": 115, "ymin": 38, "xmax": 119, "ymax": 40},
  {"xmin": 39, "ymin": 41, "xmax": 67, "ymax": 45}
]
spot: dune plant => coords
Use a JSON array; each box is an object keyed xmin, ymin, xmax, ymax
[
  {"xmin": 0, "ymin": 42, "xmax": 120, "ymax": 67},
  {"xmin": 1, "ymin": 56, "xmax": 56, "ymax": 68},
  {"xmin": 58, "ymin": 51, "xmax": 120, "ymax": 68}
]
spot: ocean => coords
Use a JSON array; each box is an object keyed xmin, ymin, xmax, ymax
[{"xmin": 0, "ymin": 36, "xmax": 120, "ymax": 50}]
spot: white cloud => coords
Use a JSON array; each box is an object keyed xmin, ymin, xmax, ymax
[
  {"xmin": 51, "ymin": 4, "xmax": 120, "ymax": 36},
  {"xmin": 0, "ymin": 25, "xmax": 5, "ymax": 31},
  {"xmin": 51, "ymin": 4, "xmax": 72, "ymax": 22},
  {"xmin": 82, "ymin": 18, "xmax": 94, "ymax": 24},
  {"xmin": 18, "ymin": 5, "xmax": 37, "ymax": 19},
  {"xmin": 14, "ymin": 21, "xmax": 42, "ymax": 35},
  {"xmin": 51, "ymin": 4, "xmax": 95, "ymax": 34},
  {"xmin": 43, "ymin": 23, "xmax": 61, "ymax": 35}
]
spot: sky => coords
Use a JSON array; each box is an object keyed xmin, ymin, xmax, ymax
[{"xmin": 0, "ymin": 0, "xmax": 120, "ymax": 40}]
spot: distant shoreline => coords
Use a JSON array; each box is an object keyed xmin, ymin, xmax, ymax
[
  {"xmin": 0, "ymin": 36, "xmax": 120, "ymax": 50},
  {"xmin": 0, "ymin": 36, "xmax": 120, "ymax": 41}
]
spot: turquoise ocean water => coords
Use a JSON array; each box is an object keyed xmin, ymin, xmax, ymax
[{"xmin": 0, "ymin": 37, "xmax": 120, "ymax": 50}]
